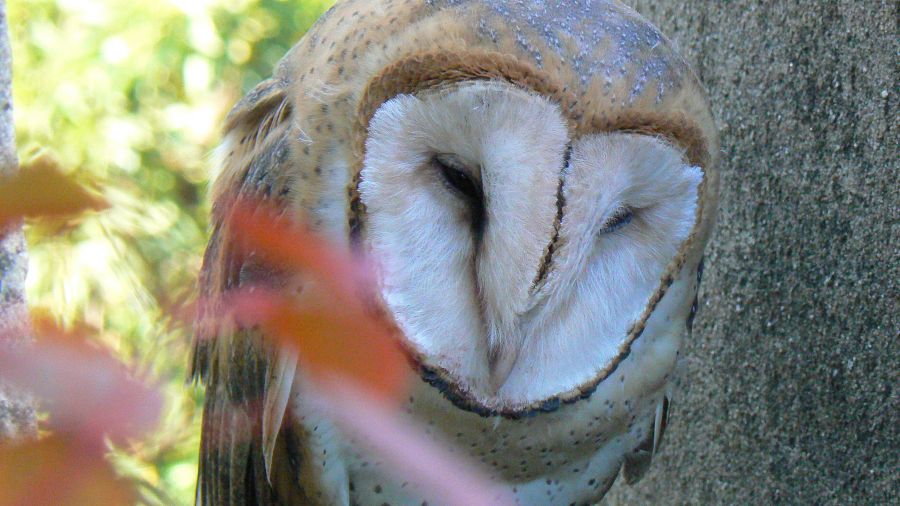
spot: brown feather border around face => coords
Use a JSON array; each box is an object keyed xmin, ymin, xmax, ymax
[{"xmin": 348, "ymin": 49, "xmax": 713, "ymax": 419}]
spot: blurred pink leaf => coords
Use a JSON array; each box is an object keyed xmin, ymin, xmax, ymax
[
  {"xmin": 227, "ymin": 199, "xmax": 373, "ymax": 296},
  {"xmin": 223, "ymin": 201, "xmax": 409, "ymax": 402},
  {"xmin": 0, "ymin": 318, "xmax": 162, "ymax": 445},
  {"xmin": 0, "ymin": 436, "xmax": 137, "ymax": 506},
  {"xmin": 0, "ymin": 317, "xmax": 162, "ymax": 505},
  {"xmin": 0, "ymin": 155, "xmax": 108, "ymax": 231},
  {"xmin": 225, "ymin": 287, "xmax": 409, "ymax": 403}
]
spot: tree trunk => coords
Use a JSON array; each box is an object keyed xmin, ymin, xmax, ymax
[
  {"xmin": 0, "ymin": 0, "xmax": 36, "ymax": 444},
  {"xmin": 606, "ymin": 1, "xmax": 898, "ymax": 503}
]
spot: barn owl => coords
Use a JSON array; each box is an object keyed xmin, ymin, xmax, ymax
[{"xmin": 191, "ymin": 0, "xmax": 719, "ymax": 504}]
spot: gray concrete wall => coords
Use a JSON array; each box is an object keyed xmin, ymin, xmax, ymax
[{"xmin": 606, "ymin": 1, "xmax": 898, "ymax": 503}]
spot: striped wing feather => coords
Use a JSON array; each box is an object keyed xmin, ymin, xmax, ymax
[
  {"xmin": 190, "ymin": 78, "xmax": 323, "ymax": 505},
  {"xmin": 622, "ymin": 396, "xmax": 671, "ymax": 485}
]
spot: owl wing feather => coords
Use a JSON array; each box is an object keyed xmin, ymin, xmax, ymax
[
  {"xmin": 190, "ymin": 77, "xmax": 325, "ymax": 505},
  {"xmin": 622, "ymin": 395, "xmax": 670, "ymax": 484}
]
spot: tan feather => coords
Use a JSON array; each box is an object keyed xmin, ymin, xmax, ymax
[{"xmin": 191, "ymin": 74, "xmax": 312, "ymax": 504}]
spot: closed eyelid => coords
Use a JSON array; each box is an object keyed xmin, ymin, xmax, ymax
[
  {"xmin": 433, "ymin": 153, "xmax": 478, "ymax": 180},
  {"xmin": 598, "ymin": 206, "xmax": 635, "ymax": 234}
]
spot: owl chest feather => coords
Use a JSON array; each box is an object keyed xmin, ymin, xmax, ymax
[
  {"xmin": 288, "ymin": 316, "xmax": 683, "ymax": 506},
  {"xmin": 290, "ymin": 379, "xmax": 663, "ymax": 506}
]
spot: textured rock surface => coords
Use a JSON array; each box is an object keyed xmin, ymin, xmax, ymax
[
  {"xmin": 606, "ymin": 1, "xmax": 898, "ymax": 504},
  {"xmin": 0, "ymin": 0, "xmax": 36, "ymax": 444}
]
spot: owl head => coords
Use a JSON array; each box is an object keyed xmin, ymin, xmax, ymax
[{"xmin": 219, "ymin": 0, "xmax": 719, "ymax": 417}]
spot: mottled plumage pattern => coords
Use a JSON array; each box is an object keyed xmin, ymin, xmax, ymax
[{"xmin": 191, "ymin": 1, "xmax": 719, "ymax": 504}]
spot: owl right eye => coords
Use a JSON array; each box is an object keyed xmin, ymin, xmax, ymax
[
  {"xmin": 432, "ymin": 153, "xmax": 485, "ymax": 233},
  {"xmin": 433, "ymin": 153, "xmax": 482, "ymax": 203}
]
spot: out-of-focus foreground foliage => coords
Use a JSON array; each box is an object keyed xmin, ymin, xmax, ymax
[{"xmin": 9, "ymin": 0, "xmax": 335, "ymax": 503}]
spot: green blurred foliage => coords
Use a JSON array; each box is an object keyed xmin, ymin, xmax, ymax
[{"xmin": 9, "ymin": 0, "xmax": 335, "ymax": 503}]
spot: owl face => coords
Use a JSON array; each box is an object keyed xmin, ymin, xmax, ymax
[{"xmin": 359, "ymin": 81, "xmax": 702, "ymax": 411}]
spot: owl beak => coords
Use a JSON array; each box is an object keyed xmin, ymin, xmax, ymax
[{"xmin": 488, "ymin": 344, "xmax": 519, "ymax": 393}]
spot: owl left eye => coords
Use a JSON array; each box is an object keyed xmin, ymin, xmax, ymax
[{"xmin": 599, "ymin": 207, "xmax": 634, "ymax": 234}]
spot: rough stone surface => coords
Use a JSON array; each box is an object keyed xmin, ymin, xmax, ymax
[
  {"xmin": 605, "ymin": 1, "xmax": 898, "ymax": 504},
  {"xmin": 0, "ymin": 0, "xmax": 36, "ymax": 444}
]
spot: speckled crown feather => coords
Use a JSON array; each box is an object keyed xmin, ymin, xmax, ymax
[{"xmin": 216, "ymin": 0, "xmax": 719, "ymax": 416}]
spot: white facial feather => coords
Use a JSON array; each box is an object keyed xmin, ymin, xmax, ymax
[
  {"xmin": 361, "ymin": 82, "xmax": 569, "ymax": 396},
  {"xmin": 503, "ymin": 134, "xmax": 702, "ymax": 402},
  {"xmin": 359, "ymin": 81, "xmax": 701, "ymax": 408}
]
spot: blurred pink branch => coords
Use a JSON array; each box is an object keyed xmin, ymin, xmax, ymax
[
  {"xmin": 323, "ymin": 382, "xmax": 516, "ymax": 506},
  {"xmin": 0, "ymin": 333, "xmax": 162, "ymax": 446}
]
